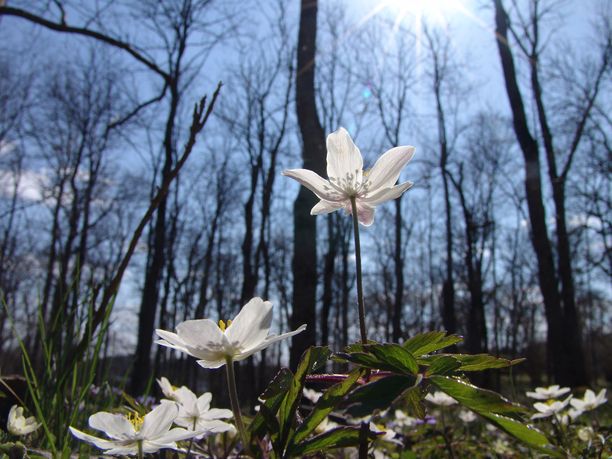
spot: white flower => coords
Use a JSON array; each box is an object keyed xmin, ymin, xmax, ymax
[
  {"xmin": 7, "ymin": 405, "xmax": 41, "ymax": 436},
  {"xmin": 458, "ymin": 410, "xmax": 477, "ymax": 423},
  {"xmin": 156, "ymin": 297, "xmax": 306, "ymax": 369},
  {"xmin": 531, "ymin": 395, "xmax": 573, "ymax": 420},
  {"xmin": 69, "ymin": 402, "xmax": 201, "ymax": 455},
  {"xmin": 577, "ymin": 426, "xmax": 595, "ymax": 442},
  {"xmin": 282, "ymin": 127, "xmax": 415, "ymax": 226},
  {"xmin": 302, "ymin": 388, "xmax": 323, "ymax": 403},
  {"xmin": 162, "ymin": 386, "xmax": 234, "ymax": 435},
  {"xmin": 525, "ymin": 385, "xmax": 571, "ymax": 400},
  {"xmin": 569, "ymin": 388, "xmax": 607, "ymax": 413},
  {"xmin": 425, "ymin": 391, "xmax": 457, "ymax": 406},
  {"xmin": 314, "ymin": 417, "xmax": 340, "ymax": 435},
  {"xmin": 156, "ymin": 377, "xmax": 186, "ymax": 401},
  {"xmin": 369, "ymin": 422, "xmax": 402, "ymax": 445},
  {"xmin": 393, "ymin": 409, "xmax": 418, "ymax": 428}
]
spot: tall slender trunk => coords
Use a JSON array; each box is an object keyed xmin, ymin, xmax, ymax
[
  {"xmin": 493, "ymin": 0, "xmax": 566, "ymax": 383},
  {"xmin": 290, "ymin": 0, "xmax": 326, "ymax": 368},
  {"xmin": 131, "ymin": 82, "xmax": 178, "ymax": 394}
]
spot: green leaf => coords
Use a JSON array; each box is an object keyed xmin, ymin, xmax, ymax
[
  {"xmin": 336, "ymin": 344, "xmax": 418, "ymax": 375},
  {"xmin": 250, "ymin": 368, "xmax": 293, "ymax": 437},
  {"xmin": 429, "ymin": 375, "xmax": 526, "ymax": 416},
  {"xmin": 277, "ymin": 347, "xmax": 331, "ymax": 452},
  {"xmin": 403, "ymin": 331, "xmax": 463, "ymax": 356},
  {"xmin": 478, "ymin": 412, "xmax": 560, "ymax": 455},
  {"xmin": 424, "ymin": 355, "xmax": 461, "ymax": 376},
  {"xmin": 451, "ymin": 354, "xmax": 525, "ymax": 371},
  {"xmin": 367, "ymin": 344, "xmax": 419, "ymax": 375},
  {"xmin": 292, "ymin": 370, "xmax": 362, "ymax": 445},
  {"xmin": 345, "ymin": 375, "xmax": 420, "ymax": 418},
  {"xmin": 429, "ymin": 375, "xmax": 558, "ymax": 454},
  {"xmin": 403, "ymin": 386, "xmax": 426, "ymax": 419},
  {"xmin": 289, "ymin": 426, "xmax": 373, "ymax": 456}
]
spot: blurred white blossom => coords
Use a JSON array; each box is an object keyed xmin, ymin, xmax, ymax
[
  {"xmin": 525, "ymin": 385, "xmax": 570, "ymax": 400},
  {"xmin": 7, "ymin": 405, "xmax": 40, "ymax": 436},
  {"xmin": 570, "ymin": 389, "xmax": 607, "ymax": 412},
  {"xmin": 425, "ymin": 391, "xmax": 457, "ymax": 406}
]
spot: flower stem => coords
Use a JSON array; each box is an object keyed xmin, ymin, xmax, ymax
[
  {"xmin": 350, "ymin": 196, "xmax": 368, "ymax": 344},
  {"xmin": 186, "ymin": 418, "xmax": 196, "ymax": 458},
  {"xmin": 225, "ymin": 357, "xmax": 249, "ymax": 453},
  {"xmin": 137, "ymin": 440, "xmax": 143, "ymax": 459}
]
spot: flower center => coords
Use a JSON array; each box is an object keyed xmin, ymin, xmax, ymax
[
  {"xmin": 127, "ymin": 412, "xmax": 144, "ymax": 431},
  {"xmin": 218, "ymin": 319, "xmax": 232, "ymax": 331}
]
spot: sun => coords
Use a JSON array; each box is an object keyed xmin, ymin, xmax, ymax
[
  {"xmin": 360, "ymin": 0, "xmax": 472, "ymax": 29},
  {"xmin": 378, "ymin": 0, "xmax": 469, "ymax": 25}
]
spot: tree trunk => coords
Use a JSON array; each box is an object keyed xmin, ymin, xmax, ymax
[
  {"xmin": 131, "ymin": 83, "xmax": 178, "ymax": 395},
  {"xmin": 493, "ymin": 0, "xmax": 567, "ymax": 384},
  {"xmin": 290, "ymin": 0, "xmax": 326, "ymax": 368}
]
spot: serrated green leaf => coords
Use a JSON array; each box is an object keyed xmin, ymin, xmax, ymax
[
  {"xmin": 345, "ymin": 375, "xmax": 420, "ymax": 418},
  {"xmin": 429, "ymin": 375, "xmax": 526, "ymax": 416},
  {"xmin": 288, "ymin": 426, "xmax": 373, "ymax": 456},
  {"xmin": 429, "ymin": 376, "xmax": 556, "ymax": 454},
  {"xmin": 478, "ymin": 412, "xmax": 559, "ymax": 455},
  {"xmin": 292, "ymin": 370, "xmax": 362, "ymax": 445},
  {"xmin": 403, "ymin": 331, "xmax": 463, "ymax": 356},
  {"xmin": 451, "ymin": 354, "xmax": 525, "ymax": 371},
  {"xmin": 250, "ymin": 368, "xmax": 293, "ymax": 437},
  {"xmin": 335, "ymin": 352, "xmax": 386, "ymax": 370},
  {"xmin": 424, "ymin": 355, "xmax": 461, "ymax": 376},
  {"xmin": 367, "ymin": 344, "xmax": 418, "ymax": 375},
  {"xmin": 403, "ymin": 386, "xmax": 426, "ymax": 419},
  {"xmin": 278, "ymin": 347, "xmax": 331, "ymax": 452}
]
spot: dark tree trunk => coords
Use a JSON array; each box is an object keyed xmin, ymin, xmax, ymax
[
  {"xmin": 321, "ymin": 216, "xmax": 337, "ymax": 346},
  {"xmin": 290, "ymin": 0, "xmax": 326, "ymax": 368},
  {"xmin": 493, "ymin": 0, "xmax": 567, "ymax": 384},
  {"xmin": 131, "ymin": 82, "xmax": 179, "ymax": 395}
]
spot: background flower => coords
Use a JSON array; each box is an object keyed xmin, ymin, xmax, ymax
[{"xmin": 156, "ymin": 297, "xmax": 306, "ymax": 368}]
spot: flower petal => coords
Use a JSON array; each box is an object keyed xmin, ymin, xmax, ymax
[
  {"xmin": 174, "ymin": 319, "xmax": 227, "ymax": 361},
  {"xmin": 366, "ymin": 146, "xmax": 415, "ymax": 190},
  {"xmin": 237, "ymin": 324, "xmax": 307, "ymax": 361},
  {"xmin": 140, "ymin": 402, "xmax": 177, "ymax": 439},
  {"xmin": 225, "ymin": 297, "xmax": 273, "ymax": 351},
  {"xmin": 311, "ymin": 199, "xmax": 344, "ymax": 215},
  {"xmin": 362, "ymin": 181, "xmax": 413, "ymax": 206},
  {"xmin": 350, "ymin": 202, "xmax": 375, "ymax": 226},
  {"xmin": 194, "ymin": 419, "xmax": 235, "ymax": 435},
  {"xmin": 326, "ymin": 128, "xmax": 363, "ymax": 187},
  {"xmin": 155, "ymin": 330, "xmax": 191, "ymax": 354},
  {"xmin": 197, "ymin": 358, "xmax": 227, "ymax": 369},
  {"xmin": 155, "ymin": 427, "xmax": 203, "ymax": 444},
  {"xmin": 202, "ymin": 408, "xmax": 233, "ymax": 420},
  {"xmin": 282, "ymin": 169, "xmax": 345, "ymax": 202},
  {"xmin": 69, "ymin": 426, "xmax": 121, "ymax": 451},
  {"xmin": 196, "ymin": 392, "xmax": 212, "ymax": 412},
  {"xmin": 89, "ymin": 412, "xmax": 135, "ymax": 440}
]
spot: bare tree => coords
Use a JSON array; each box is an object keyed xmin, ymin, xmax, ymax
[
  {"xmin": 493, "ymin": 0, "xmax": 609, "ymax": 385},
  {"xmin": 290, "ymin": 0, "xmax": 326, "ymax": 367}
]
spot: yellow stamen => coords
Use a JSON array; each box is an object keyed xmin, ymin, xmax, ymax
[
  {"xmin": 127, "ymin": 412, "xmax": 144, "ymax": 431},
  {"xmin": 218, "ymin": 319, "xmax": 232, "ymax": 331}
]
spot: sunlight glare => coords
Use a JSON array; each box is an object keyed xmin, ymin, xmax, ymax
[{"xmin": 379, "ymin": 0, "xmax": 467, "ymax": 25}]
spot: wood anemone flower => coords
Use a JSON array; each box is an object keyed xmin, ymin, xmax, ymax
[
  {"xmin": 158, "ymin": 382, "xmax": 234, "ymax": 434},
  {"xmin": 155, "ymin": 297, "xmax": 306, "ymax": 369},
  {"xmin": 525, "ymin": 384, "xmax": 571, "ymax": 400},
  {"xmin": 282, "ymin": 127, "xmax": 415, "ymax": 226},
  {"xmin": 69, "ymin": 402, "xmax": 201, "ymax": 456},
  {"xmin": 7, "ymin": 405, "xmax": 41, "ymax": 436}
]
